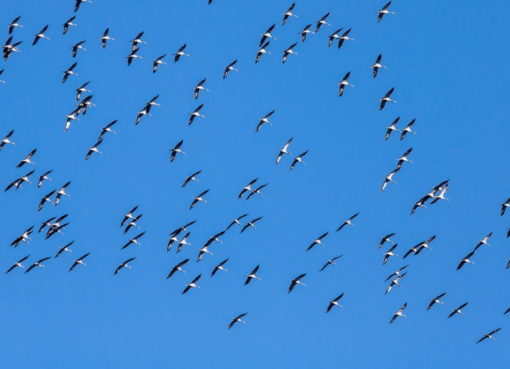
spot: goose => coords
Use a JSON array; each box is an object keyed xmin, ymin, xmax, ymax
[
  {"xmin": 6, "ymin": 255, "xmax": 30, "ymax": 273},
  {"xmin": 33, "ymin": 25, "xmax": 50, "ymax": 46},
  {"xmin": 114, "ymin": 258, "xmax": 136, "ymax": 275},
  {"xmin": 63, "ymin": 16, "xmax": 77, "ymax": 35},
  {"xmin": 289, "ymin": 150, "xmax": 308, "ymax": 170},
  {"xmin": 189, "ymin": 189, "xmax": 209, "ymax": 209},
  {"xmin": 282, "ymin": 3, "xmax": 298, "ymax": 25},
  {"xmin": 223, "ymin": 59, "xmax": 238, "ymax": 79},
  {"xmin": 377, "ymin": 1, "xmax": 396, "ymax": 22},
  {"xmin": 170, "ymin": 140, "xmax": 185, "ymax": 162},
  {"xmin": 288, "ymin": 273, "xmax": 306, "ymax": 293},
  {"xmin": 255, "ymin": 41, "xmax": 271, "ymax": 63},
  {"xmin": 282, "ymin": 43, "xmax": 298, "ymax": 63},
  {"xmin": 182, "ymin": 170, "xmax": 202, "ymax": 187},
  {"xmin": 448, "ymin": 302, "xmax": 468, "ymax": 318},
  {"xmin": 182, "ymin": 274, "xmax": 201, "ymax": 294},
  {"xmin": 228, "ymin": 313, "xmax": 248, "ymax": 329},
  {"xmin": 427, "ymin": 292, "xmax": 447, "ymax": 311},
  {"xmin": 240, "ymin": 217, "xmax": 263, "ymax": 233},
  {"xmin": 25, "ymin": 257, "xmax": 51, "ymax": 273},
  {"xmin": 37, "ymin": 170, "xmax": 53, "ymax": 188},
  {"xmin": 319, "ymin": 255, "xmax": 343, "ymax": 271},
  {"xmin": 189, "ymin": 104, "xmax": 206, "ymax": 125},
  {"xmin": 68, "ymin": 252, "xmax": 90, "ymax": 271},
  {"xmin": 0, "ymin": 130, "xmax": 15, "ymax": 150},
  {"xmin": 244, "ymin": 265, "xmax": 261, "ymax": 285},
  {"xmin": 276, "ymin": 137, "xmax": 293, "ymax": 164},
  {"xmin": 174, "ymin": 44, "xmax": 190, "ymax": 62},
  {"xmin": 211, "ymin": 258, "xmax": 229, "ymax": 277},
  {"xmin": 379, "ymin": 87, "xmax": 396, "ymax": 110},
  {"xmin": 389, "ymin": 302, "xmax": 407, "ymax": 323},
  {"xmin": 166, "ymin": 259, "xmax": 189, "ymax": 279},
  {"xmin": 326, "ymin": 293, "xmax": 344, "ymax": 313},
  {"xmin": 101, "ymin": 28, "xmax": 115, "ymax": 48}
]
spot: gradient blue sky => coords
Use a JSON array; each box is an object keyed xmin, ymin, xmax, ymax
[{"xmin": 1, "ymin": 1, "xmax": 509, "ymax": 368}]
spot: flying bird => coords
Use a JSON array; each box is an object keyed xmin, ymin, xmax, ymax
[
  {"xmin": 74, "ymin": 0, "xmax": 92, "ymax": 12},
  {"xmin": 127, "ymin": 47, "xmax": 143, "ymax": 65},
  {"xmin": 244, "ymin": 265, "xmax": 261, "ymax": 285},
  {"xmin": 68, "ymin": 252, "xmax": 90, "ymax": 272},
  {"xmin": 5, "ymin": 170, "xmax": 35, "ymax": 191},
  {"xmin": 62, "ymin": 62, "xmax": 78, "ymax": 83},
  {"xmin": 326, "ymin": 293, "xmax": 344, "ymax": 313},
  {"xmin": 75, "ymin": 81, "xmax": 91, "ymax": 101},
  {"xmin": 282, "ymin": 43, "xmax": 298, "ymax": 63},
  {"xmin": 379, "ymin": 87, "xmax": 396, "ymax": 110},
  {"xmin": 238, "ymin": 178, "xmax": 259, "ymax": 199},
  {"xmin": 400, "ymin": 119, "xmax": 417, "ymax": 140},
  {"xmin": 255, "ymin": 41, "xmax": 271, "ymax": 63},
  {"xmin": 371, "ymin": 54, "xmax": 386, "ymax": 78},
  {"xmin": 240, "ymin": 217, "xmax": 263, "ymax": 233},
  {"xmin": 10, "ymin": 226, "xmax": 34, "ymax": 247},
  {"xmin": 389, "ymin": 302, "xmax": 407, "ymax": 324},
  {"xmin": 121, "ymin": 205, "xmax": 139, "ymax": 227},
  {"xmin": 337, "ymin": 71, "xmax": 354, "ymax": 96},
  {"xmin": 476, "ymin": 328, "xmax": 501, "ymax": 344},
  {"xmin": 314, "ymin": 12, "xmax": 331, "ymax": 33},
  {"xmin": 226, "ymin": 214, "xmax": 249, "ymax": 230},
  {"xmin": 152, "ymin": 54, "xmax": 167, "ymax": 73},
  {"xmin": 276, "ymin": 137, "xmax": 293, "ymax": 164},
  {"xmin": 16, "ymin": 149, "xmax": 37, "ymax": 168},
  {"xmin": 288, "ymin": 273, "xmax": 306, "ymax": 293},
  {"xmin": 0, "ymin": 130, "xmax": 15, "ymax": 150},
  {"xmin": 328, "ymin": 28, "xmax": 344, "ymax": 47},
  {"xmin": 336, "ymin": 212, "xmax": 359, "ymax": 232},
  {"xmin": 38, "ymin": 190, "xmax": 55, "ymax": 211},
  {"xmin": 306, "ymin": 232, "xmax": 329, "ymax": 251},
  {"xmin": 8, "ymin": 16, "xmax": 23, "ymax": 35},
  {"xmin": 25, "ymin": 257, "xmax": 51, "ymax": 274},
  {"xmin": 121, "ymin": 232, "xmax": 145, "ymax": 250},
  {"xmin": 427, "ymin": 292, "xmax": 447, "ymax": 311},
  {"xmin": 289, "ymin": 150, "xmax": 308, "ymax": 170},
  {"xmin": 182, "ymin": 170, "xmax": 202, "ymax": 187},
  {"xmin": 228, "ymin": 313, "xmax": 248, "ymax": 329},
  {"xmin": 456, "ymin": 250, "xmax": 476, "ymax": 270},
  {"xmin": 85, "ymin": 139, "xmax": 103, "ymax": 160},
  {"xmin": 98, "ymin": 120, "xmax": 118, "ymax": 140},
  {"xmin": 223, "ymin": 59, "xmax": 238, "ymax": 79},
  {"xmin": 37, "ymin": 170, "xmax": 53, "ymax": 187},
  {"xmin": 448, "ymin": 302, "xmax": 469, "ymax": 318},
  {"xmin": 101, "ymin": 28, "xmax": 115, "ymax": 48},
  {"xmin": 33, "ymin": 25, "xmax": 50, "ymax": 46},
  {"xmin": 189, "ymin": 189, "xmax": 209, "ymax": 210},
  {"xmin": 170, "ymin": 140, "xmax": 185, "ymax": 162},
  {"xmin": 55, "ymin": 241, "xmax": 74, "ymax": 258},
  {"xmin": 378, "ymin": 233, "xmax": 396, "ymax": 248},
  {"xmin": 256, "ymin": 110, "xmax": 275, "ymax": 132},
  {"xmin": 384, "ymin": 265, "xmax": 408, "ymax": 282},
  {"xmin": 385, "ymin": 117, "xmax": 400, "ymax": 140},
  {"xmin": 260, "ymin": 24, "xmax": 277, "ymax": 46},
  {"xmin": 193, "ymin": 78, "xmax": 209, "ymax": 99},
  {"xmin": 188, "ymin": 104, "xmax": 206, "ymax": 125},
  {"xmin": 63, "ymin": 16, "xmax": 77, "ymax": 35},
  {"xmin": 114, "ymin": 258, "xmax": 136, "ymax": 275},
  {"xmin": 71, "ymin": 40, "xmax": 86, "ymax": 57},
  {"xmin": 337, "ymin": 28, "xmax": 354, "ymax": 49},
  {"xmin": 174, "ymin": 44, "xmax": 190, "ymax": 62},
  {"xmin": 211, "ymin": 258, "xmax": 229, "ymax": 277},
  {"xmin": 377, "ymin": 1, "xmax": 396, "ymax": 22},
  {"xmin": 6, "ymin": 255, "xmax": 30, "ymax": 274},
  {"xmin": 54, "ymin": 181, "xmax": 72, "ymax": 205},
  {"xmin": 300, "ymin": 24, "xmax": 315, "ymax": 42},
  {"xmin": 167, "ymin": 259, "xmax": 189, "ymax": 279},
  {"xmin": 319, "ymin": 255, "xmax": 343, "ymax": 272},
  {"xmin": 383, "ymin": 244, "xmax": 398, "ymax": 264},
  {"xmin": 282, "ymin": 3, "xmax": 298, "ymax": 25},
  {"xmin": 182, "ymin": 274, "xmax": 201, "ymax": 294}
]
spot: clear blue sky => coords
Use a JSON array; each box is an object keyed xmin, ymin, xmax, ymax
[{"xmin": 1, "ymin": 0, "xmax": 510, "ymax": 368}]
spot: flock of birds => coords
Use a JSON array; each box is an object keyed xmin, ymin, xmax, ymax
[{"xmin": 0, "ymin": 0, "xmax": 507, "ymax": 343}]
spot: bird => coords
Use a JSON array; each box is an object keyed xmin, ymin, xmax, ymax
[
  {"xmin": 152, "ymin": 54, "xmax": 167, "ymax": 73},
  {"xmin": 131, "ymin": 31, "xmax": 147, "ymax": 50},
  {"xmin": 121, "ymin": 232, "xmax": 145, "ymax": 250},
  {"xmin": 120, "ymin": 206, "xmax": 139, "ymax": 227},
  {"xmin": 306, "ymin": 232, "xmax": 329, "ymax": 251},
  {"xmin": 240, "ymin": 217, "xmax": 263, "ymax": 233},
  {"xmin": 246, "ymin": 184, "xmax": 268, "ymax": 200},
  {"xmin": 288, "ymin": 273, "xmax": 306, "ymax": 293},
  {"xmin": 193, "ymin": 78, "xmax": 209, "ymax": 99},
  {"xmin": 182, "ymin": 170, "xmax": 202, "ymax": 187},
  {"xmin": 228, "ymin": 313, "xmax": 248, "ymax": 329},
  {"xmin": 188, "ymin": 104, "xmax": 206, "ymax": 125},
  {"xmin": 384, "ymin": 265, "xmax": 409, "ymax": 282},
  {"xmin": 68, "ymin": 252, "xmax": 90, "ymax": 272},
  {"xmin": 25, "ymin": 257, "xmax": 51, "ymax": 274},
  {"xmin": 182, "ymin": 274, "xmax": 201, "ymax": 294},
  {"xmin": 338, "ymin": 71, "xmax": 354, "ymax": 96},
  {"xmin": 203, "ymin": 231, "xmax": 225, "ymax": 248},
  {"xmin": 238, "ymin": 178, "xmax": 259, "ymax": 199},
  {"xmin": 328, "ymin": 28, "xmax": 344, "ymax": 47},
  {"xmin": 196, "ymin": 245, "xmax": 213, "ymax": 262},
  {"xmin": 319, "ymin": 255, "xmax": 343, "ymax": 271},
  {"xmin": 127, "ymin": 47, "xmax": 143, "ymax": 65},
  {"xmin": 101, "ymin": 28, "xmax": 115, "ymax": 48},
  {"xmin": 448, "ymin": 302, "xmax": 469, "ymax": 318},
  {"xmin": 167, "ymin": 259, "xmax": 189, "ymax": 279},
  {"xmin": 33, "ymin": 25, "xmax": 50, "ymax": 46},
  {"xmin": 5, "ymin": 170, "xmax": 35, "ymax": 191},
  {"xmin": 276, "ymin": 137, "xmax": 293, "ymax": 164},
  {"xmin": 427, "ymin": 292, "xmax": 447, "ymax": 311},
  {"xmin": 63, "ymin": 16, "xmax": 77, "ymax": 35},
  {"xmin": 336, "ymin": 212, "xmax": 359, "ymax": 232},
  {"xmin": 371, "ymin": 54, "xmax": 386, "ymax": 78},
  {"xmin": 223, "ymin": 60, "xmax": 238, "ymax": 79},
  {"xmin": 385, "ymin": 117, "xmax": 400, "ymax": 140},
  {"xmin": 123, "ymin": 214, "xmax": 142, "ymax": 234},
  {"xmin": 282, "ymin": 3, "xmax": 298, "ymax": 25},
  {"xmin": 400, "ymin": 119, "xmax": 417, "ymax": 141},
  {"xmin": 260, "ymin": 24, "xmax": 277, "ymax": 46},
  {"xmin": 189, "ymin": 189, "xmax": 209, "ymax": 209},
  {"xmin": 383, "ymin": 244, "xmax": 398, "ymax": 264},
  {"xmin": 326, "ymin": 293, "xmax": 344, "ymax": 313},
  {"xmin": 10, "ymin": 226, "xmax": 34, "ymax": 247},
  {"xmin": 54, "ymin": 181, "xmax": 72, "ymax": 205},
  {"xmin": 474, "ymin": 232, "xmax": 493, "ymax": 250},
  {"xmin": 62, "ymin": 62, "xmax": 78, "ymax": 83},
  {"xmin": 389, "ymin": 302, "xmax": 407, "ymax": 323},
  {"xmin": 256, "ymin": 110, "xmax": 275, "ymax": 132},
  {"xmin": 211, "ymin": 258, "xmax": 229, "ymax": 277},
  {"xmin": 38, "ymin": 190, "xmax": 56, "ymax": 211},
  {"xmin": 37, "ymin": 170, "xmax": 53, "ymax": 188},
  {"xmin": 457, "ymin": 250, "xmax": 476, "ymax": 270},
  {"xmin": 8, "ymin": 16, "xmax": 23, "ymax": 35},
  {"xmin": 300, "ymin": 24, "xmax": 315, "ymax": 42},
  {"xmin": 380, "ymin": 87, "xmax": 396, "ymax": 110},
  {"xmin": 74, "ymin": 0, "xmax": 92, "ymax": 12},
  {"xmin": 98, "ymin": 120, "xmax": 118, "ymax": 140},
  {"xmin": 397, "ymin": 148, "xmax": 413, "ymax": 169},
  {"xmin": 6, "ymin": 255, "xmax": 30, "ymax": 274},
  {"xmin": 55, "ymin": 241, "xmax": 74, "ymax": 257},
  {"xmin": 314, "ymin": 12, "xmax": 331, "ymax": 33},
  {"xmin": 378, "ymin": 233, "xmax": 396, "ymax": 248},
  {"xmin": 282, "ymin": 43, "xmax": 298, "ymax": 63},
  {"xmin": 413, "ymin": 235, "xmax": 437, "ymax": 256},
  {"xmin": 71, "ymin": 40, "xmax": 86, "ymax": 57},
  {"xmin": 226, "ymin": 214, "xmax": 249, "ymax": 230},
  {"xmin": 337, "ymin": 28, "xmax": 354, "ymax": 49},
  {"xmin": 75, "ymin": 81, "xmax": 91, "ymax": 101},
  {"xmin": 289, "ymin": 150, "xmax": 308, "ymax": 170},
  {"xmin": 0, "ymin": 130, "xmax": 15, "ymax": 150},
  {"xmin": 16, "ymin": 149, "xmax": 37, "ymax": 168},
  {"xmin": 377, "ymin": 1, "xmax": 396, "ymax": 22},
  {"xmin": 85, "ymin": 139, "xmax": 103, "ymax": 160},
  {"xmin": 244, "ymin": 265, "xmax": 261, "ymax": 285},
  {"xmin": 385, "ymin": 272, "xmax": 407, "ymax": 294},
  {"xmin": 170, "ymin": 140, "xmax": 185, "ymax": 162},
  {"xmin": 476, "ymin": 328, "xmax": 501, "ymax": 344},
  {"xmin": 114, "ymin": 258, "xmax": 136, "ymax": 275},
  {"xmin": 174, "ymin": 44, "xmax": 190, "ymax": 62},
  {"xmin": 3, "ymin": 37, "xmax": 23, "ymax": 60},
  {"xmin": 176, "ymin": 232, "xmax": 192, "ymax": 253},
  {"xmin": 255, "ymin": 41, "xmax": 271, "ymax": 63}
]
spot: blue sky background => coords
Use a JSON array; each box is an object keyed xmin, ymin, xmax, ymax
[{"xmin": 1, "ymin": 0, "xmax": 509, "ymax": 368}]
